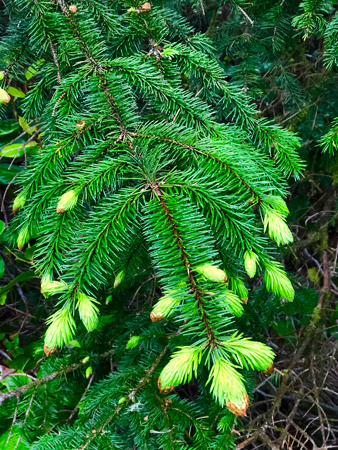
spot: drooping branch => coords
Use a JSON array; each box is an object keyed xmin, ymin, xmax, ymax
[
  {"xmin": 131, "ymin": 132, "xmax": 260, "ymax": 201},
  {"xmin": 55, "ymin": 0, "xmax": 132, "ymax": 150},
  {"xmin": 151, "ymin": 183, "xmax": 218, "ymax": 346}
]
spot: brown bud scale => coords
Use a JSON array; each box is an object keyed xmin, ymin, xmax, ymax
[
  {"xmin": 76, "ymin": 120, "xmax": 86, "ymax": 129},
  {"xmin": 226, "ymin": 393, "xmax": 249, "ymax": 417},
  {"xmin": 157, "ymin": 377, "xmax": 175, "ymax": 394},
  {"xmin": 262, "ymin": 362, "xmax": 274, "ymax": 375},
  {"xmin": 69, "ymin": 5, "xmax": 77, "ymax": 13},
  {"xmin": 150, "ymin": 311, "xmax": 163, "ymax": 322},
  {"xmin": 44, "ymin": 344, "xmax": 57, "ymax": 357},
  {"xmin": 140, "ymin": 2, "xmax": 151, "ymax": 12}
]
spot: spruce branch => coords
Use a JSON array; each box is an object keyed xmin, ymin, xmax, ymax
[
  {"xmin": 77, "ymin": 339, "xmax": 174, "ymax": 450},
  {"xmin": 65, "ymin": 189, "xmax": 140, "ymax": 301},
  {"xmin": 151, "ymin": 183, "xmax": 218, "ymax": 347},
  {"xmin": 48, "ymin": 37, "xmax": 61, "ymax": 84},
  {"xmin": 29, "ymin": 0, "xmax": 62, "ymax": 84},
  {"xmin": 55, "ymin": 0, "xmax": 131, "ymax": 140},
  {"xmin": 0, "ymin": 349, "xmax": 115, "ymax": 406},
  {"xmin": 2, "ymin": 0, "xmax": 301, "ymax": 427},
  {"xmin": 131, "ymin": 130, "xmax": 261, "ymax": 201}
]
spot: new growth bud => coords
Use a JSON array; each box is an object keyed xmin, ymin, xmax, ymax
[
  {"xmin": 230, "ymin": 278, "xmax": 248, "ymax": 303},
  {"xmin": 264, "ymin": 260, "xmax": 294, "ymax": 302},
  {"xmin": 77, "ymin": 292, "xmax": 99, "ymax": 332},
  {"xmin": 69, "ymin": 5, "xmax": 77, "ymax": 13},
  {"xmin": 45, "ymin": 307, "xmax": 76, "ymax": 349},
  {"xmin": 264, "ymin": 209, "xmax": 293, "ymax": 246},
  {"xmin": 40, "ymin": 279, "xmax": 67, "ymax": 298},
  {"xmin": 13, "ymin": 192, "xmax": 27, "ymax": 214},
  {"xmin": 262, "ymin": 195, "xmax": 289, "ymax": 216},
  {"xmin": 114, "ymin": 268, "xmax": 126, "ymax": 288},
  {"xmin": 195, "ymin": 263, "xmax": 228, "ymax": 283},
  {"xmin": 17, "ymin": 225, "xmax": 29, "ymax": 251},
  {"xmin": 0, "ymin": 88, "xmax": 11, "ymax": 104},
  {"xmin": 56, "ymin": 189, "xmax": 79, "ymax": 214},
  {"xmin": 244, "ymin": 250, "xmax": 258, "ymax": 278},
  {"xmin": 128, "ymin": 3, "xmax": 151, "ymax": 13},
  {"xmin": 126, "ymin": 335, "xmax": 142, "ymax": 349},
  {"xmin": 152, "ymin": 293, "xmax": 181, "ymax": 318}
]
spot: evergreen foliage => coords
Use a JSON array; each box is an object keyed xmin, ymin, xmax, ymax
[{"xmin": 2, "ymin": 0, "xmax": 337, "ymax": 447}]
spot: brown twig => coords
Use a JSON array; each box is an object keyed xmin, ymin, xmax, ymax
[
  {"xmin": 237, "ymin": 5, "xmax": 254, "ymax": 25},
  {"xmin": 0, "ymin": 191, "xmax": 8, "ymax": 226}
]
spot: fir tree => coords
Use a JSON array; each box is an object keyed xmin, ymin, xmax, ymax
[{"xmin": 0, "ymin": 0, "xmax": 308, "ymax": 448}]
